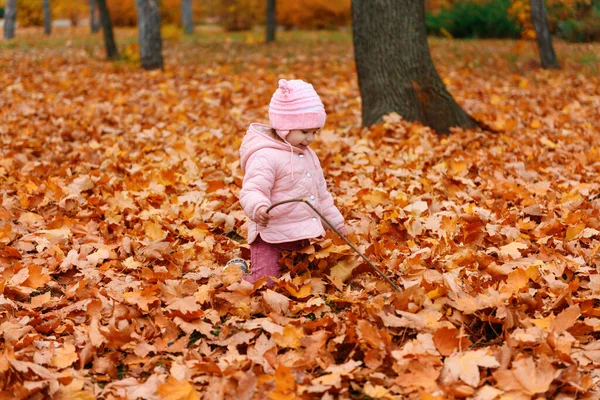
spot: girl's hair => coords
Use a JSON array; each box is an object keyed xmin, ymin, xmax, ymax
[{"xmin": 266, "ymin": 127, "xmax": 285, "ymax": 143}]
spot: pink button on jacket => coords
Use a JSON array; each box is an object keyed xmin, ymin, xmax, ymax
[{"xmin": 240, "ymin": 123, "xmax": 345, "ymax": 244}]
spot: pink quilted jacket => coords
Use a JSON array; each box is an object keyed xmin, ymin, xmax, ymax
[{"xmin": 239, "ymin": 123, "xmax": 345, "ymax": 244}]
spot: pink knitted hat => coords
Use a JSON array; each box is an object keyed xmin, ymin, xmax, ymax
[{"xmin": 268, "ymin": 79, "xmax": 326, "ymax": 139}]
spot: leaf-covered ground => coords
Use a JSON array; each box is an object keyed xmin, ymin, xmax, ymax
[{"xmin": 1, "ymin": 28, "xmax": 600, "ymax": 399}]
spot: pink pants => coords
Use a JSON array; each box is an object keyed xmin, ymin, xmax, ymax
[{"xmin": 245, "ymin": 235, "xmax": 308, "ymax": 284}]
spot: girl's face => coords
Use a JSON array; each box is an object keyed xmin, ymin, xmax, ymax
[{"xmin": 284, "ymin": 128, "xmax": 320, "ymax": 147}]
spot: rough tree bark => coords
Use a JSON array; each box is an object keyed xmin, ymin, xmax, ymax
[
  {"xmin": 43, "ymin": 0, "xmax": 52, "ymax": 35},
  {"xmin": 181, "ymin": 0, "xmax": 193, "ymax": 34},
  {"xmin": 266, "ymin": 0, "xmax": 276, "ymax": 43},
  {"xmin": 530, "ymin": 0, "xmax": 560, "ymax": 69},
  {"xmin": 352, "ymin": 0, "xmax": 477, "ymax": 134},
  {"xmin": 90, "ymin": 0, "xmax": 101, "ymax": 33},
  {"xmin": 3, "ymin": 0, "xmax": 17, "ymax": 40},
  {"xmin": 97, "ymin": 0, "xmax": 120, "ymax": 60},
  {"xmin": 135, "ymin": 0, "xmax": 164, "ymax": 70}
]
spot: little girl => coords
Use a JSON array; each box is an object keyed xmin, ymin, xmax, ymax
[{"xmin": 237, "ymin": 79, "xmax": 348, "ymax": 284}]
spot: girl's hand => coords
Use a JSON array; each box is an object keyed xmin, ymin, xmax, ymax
[
  {"xmin": 338, "ymin": 225, "xmax": 350, "ymax": 236},
  {"xmin": 255, "ymin": 206, "xmax": 271, "ymax": 227}
]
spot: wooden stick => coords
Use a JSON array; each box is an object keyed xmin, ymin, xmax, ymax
[{"xmin": 266, "ymin": 198, "xmax": 401, "ymax": 292}]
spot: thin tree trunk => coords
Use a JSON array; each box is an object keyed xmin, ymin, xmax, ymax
[
  {"xmin": 90, "ymin": 0, "xmax": 101, "ymax": 33},
  {"xmin": 135, "ymin": 0, "xmax": 164, "ymax": 70},
  {"xmin": 266, "ymin": 0, "xmax": 276, "ymax": 43},
  {"xmin": 43, "ymin": 0, "xmax": 52, "ymax": 35},
  {"xmin": 181, "ymin": 0, "xmax": 193, "ymax": 34},
  {"xmin": 530, "ymin": 0, "xmax": 560, "ymax": 69},
  {"xmin": 3, "ymin": 0, "xmax": 17, "ymax": 40},
  {"xmin": 97, "ymin": 0, "xmax": 120, "ymax": 60},
  {"xmin": 352, "ymin": 0, "xmax": 477, "ymax": 134}
]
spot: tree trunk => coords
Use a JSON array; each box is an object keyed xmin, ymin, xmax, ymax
[
  {"xmin": 90, "ymin": 0, "xmax": 101, "ymax": 33},
  {"xmin": 97, "ymin": 0, "xmax": 120, "ymax": 60},
  {"xmin": 3, "ymin": 0, "xmax": 17, "ymax": 40},
  {"xmin": 181, "ymin": 0, "xmax": 193, "ymax": 34},
  {"xmin": 135, "ymin": 0, "xmax": 164, "ymax": 70},
  {"xmin": 352, "ymin": 0, "xmax": 477, "ymax": 134},
  {"xmin": 266, "ymin": 0, "xmax": 276, "ymax": 43},
  {"xmin": 530, "ymin": 0, "xmax": 560, "ymax": 69},
  {"xmin": 43, "ymin": 0, "xmax": 52, "ymax": 35}
]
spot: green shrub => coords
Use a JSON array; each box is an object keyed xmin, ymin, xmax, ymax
[
  {"xmin": 426, "ymin": 0, "xmax": 521, "ymax": 39},
  {"xmin": 557, "ymin": 5, "xmax": 600, "ymax": 42},
  {"xmin": 0, "ymin": 8, "xmax": 4, "ymax": 19}
]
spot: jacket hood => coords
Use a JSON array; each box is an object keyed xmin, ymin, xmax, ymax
[{"xmin": 240, "ymin": 123, "xmax": 305, "ymax": 173}]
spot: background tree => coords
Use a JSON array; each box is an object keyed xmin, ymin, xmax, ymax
[
  {"xmin": 266, "ymin": 0, "xmax": 276, "ymax": 42},
  {"xmin": 181, "ymin": 0, "xmax": 193, "ymax": 34},
  {"xmin": 90, "ymin": 0, "xmax": 101, "ymax": 33},
  {"xmin": 3, "ymin": 0, "xmax": 17, "ymax": 39},
  {"xmin": 352, "ymin": 0, "xmax": 477, "ymax": 134},
  {"xmin": 530, "ymin": 0, "xmax": 560, "ymax": 69},
  {"xmin": 43, "ymin": 0, "xmax": 51, "ymax": 35},
  {"xmin": 97, "ymin": 0, "xmax": 120, "ymax": 60},
  {"xmin": 135, "ymin": 0, "xmax": 164, "ymax": 70}
]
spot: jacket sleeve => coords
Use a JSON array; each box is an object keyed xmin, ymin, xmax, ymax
[
  {"xmin": 316, "ymin": 165, "xmax": 345, "ymax": 231},
  {"xmin": 239, "ymin": 152, "xmax": 276, "ymax": 221}
]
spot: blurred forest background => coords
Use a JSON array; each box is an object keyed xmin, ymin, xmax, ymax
[{"xmin": 0, "ymin": 0, "xmax": 598, "ymax": 42}]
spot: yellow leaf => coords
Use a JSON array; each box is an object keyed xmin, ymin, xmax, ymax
[
  {"xmin": 284, "ymin": 283, "xmax": 311, "ymax": 298},
  {"xmin": 359, "ymin": 189, "xmax": 391, "ymax": 206},
  {"xmin": 55, "ymin": 379, "xmax": 96, "ymax": 400},
  {"xmin": 157, "ymin": 376, "xmax": 200, "ymax": 400},
  {"xmin": 144, "ymin": 221, "xmax": 167, "ymax": 242},
  {"xmin": 268, "ymin": 366, "xmax": 301, "ymax": 400},
  {"xmin": 426, "ymin": 287, "xmax": 443, "ymax": 300},
  {"xmin": 530, "ymin": 120, "xmax": 541, "ymax": 129},
  {"xmin": 540, "ymin": 136, "xmax": 558, "ymax": 149},
  {"xmin": 490, "ymin": 95, "xmax": 502, "ymax": 105},
  {"xmin": 272, "ymin": 325, "xmax": 303, "ymax": 349},
  {"xmin": 531, "ymin": 315, "xmax": 554, "ymax": 330},
  {"xmin": 519, "ymin": 78, "xmax": 529, "ymax": 88},
  {"xmin": 450, "ymin": 160, "xmax": 467, "ymax": 175},
  {"xmin": 23, "ymin": 264, "xmax": 51, "ymax": 289},
  {"xmin": 561, "ymin": 190, "xmax": 582, "ymax": 204},
  {"xmin": 363, "ymin": 382, "xmax": 392, "ymax": 398},
  {"xmin": 330, "ymin": 256, "xmax": 361, "ymax": 282},
  {"xmin": 506, "ymin": 268, "xmax": 528, "ymax": 292},
  {"xmin": 566, "ymin": 223, "xmax": 585, "ymax": 241}
]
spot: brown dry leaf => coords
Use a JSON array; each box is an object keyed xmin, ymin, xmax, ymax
[
  {"xmin": 2, "ymin": 30, "xmax": 600, "ymax": 398},
  {"xmin": 494, "ymin": 356, "xmax": 555, "ymax": 395},
  {"xmin": 357, "ymin": 319, "xmax": 385, "ymax": 349},
  {"xmin": 51, "ymin": 342, "xmax": 79, "ymax": 369},
  {"xmin": 395, "ymin": 360, "xmax": 441, "ymax": 391},
  {"xmin": 1, "ymin": 321, "xmax": 33, "ymax": 343},
  {"xmin": 54, "ymin": 379, "xmax": 96, "ymax": 400},
  {"xmin": 442, "ymin": 349, "xmax": 500, "ymax": 387},
  {"xmin": 550, "ymin": 305, "xmax": 580, "ymax": 333},
  {"xmin": 30, "ymin": 291, "xmax": 52, "ymax": 308},
  {"xmin": 262, "ymin": 290, "xmax": 290, "ymax": 314},
  {"xmin": 433, "ymin": 327, "xmax": 470, "ymax": 356},
  {"xmin": 499, "ymin": 242, "xmax": 528, "ymax": 260},
  {"xmin": 310, "ymin": 360, "xmax": 362, "ymax": 389}
]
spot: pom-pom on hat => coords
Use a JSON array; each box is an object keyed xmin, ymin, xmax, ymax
[{"xmin": 268, "ymin": 79, "xmax": 326, "ymax": 140}]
